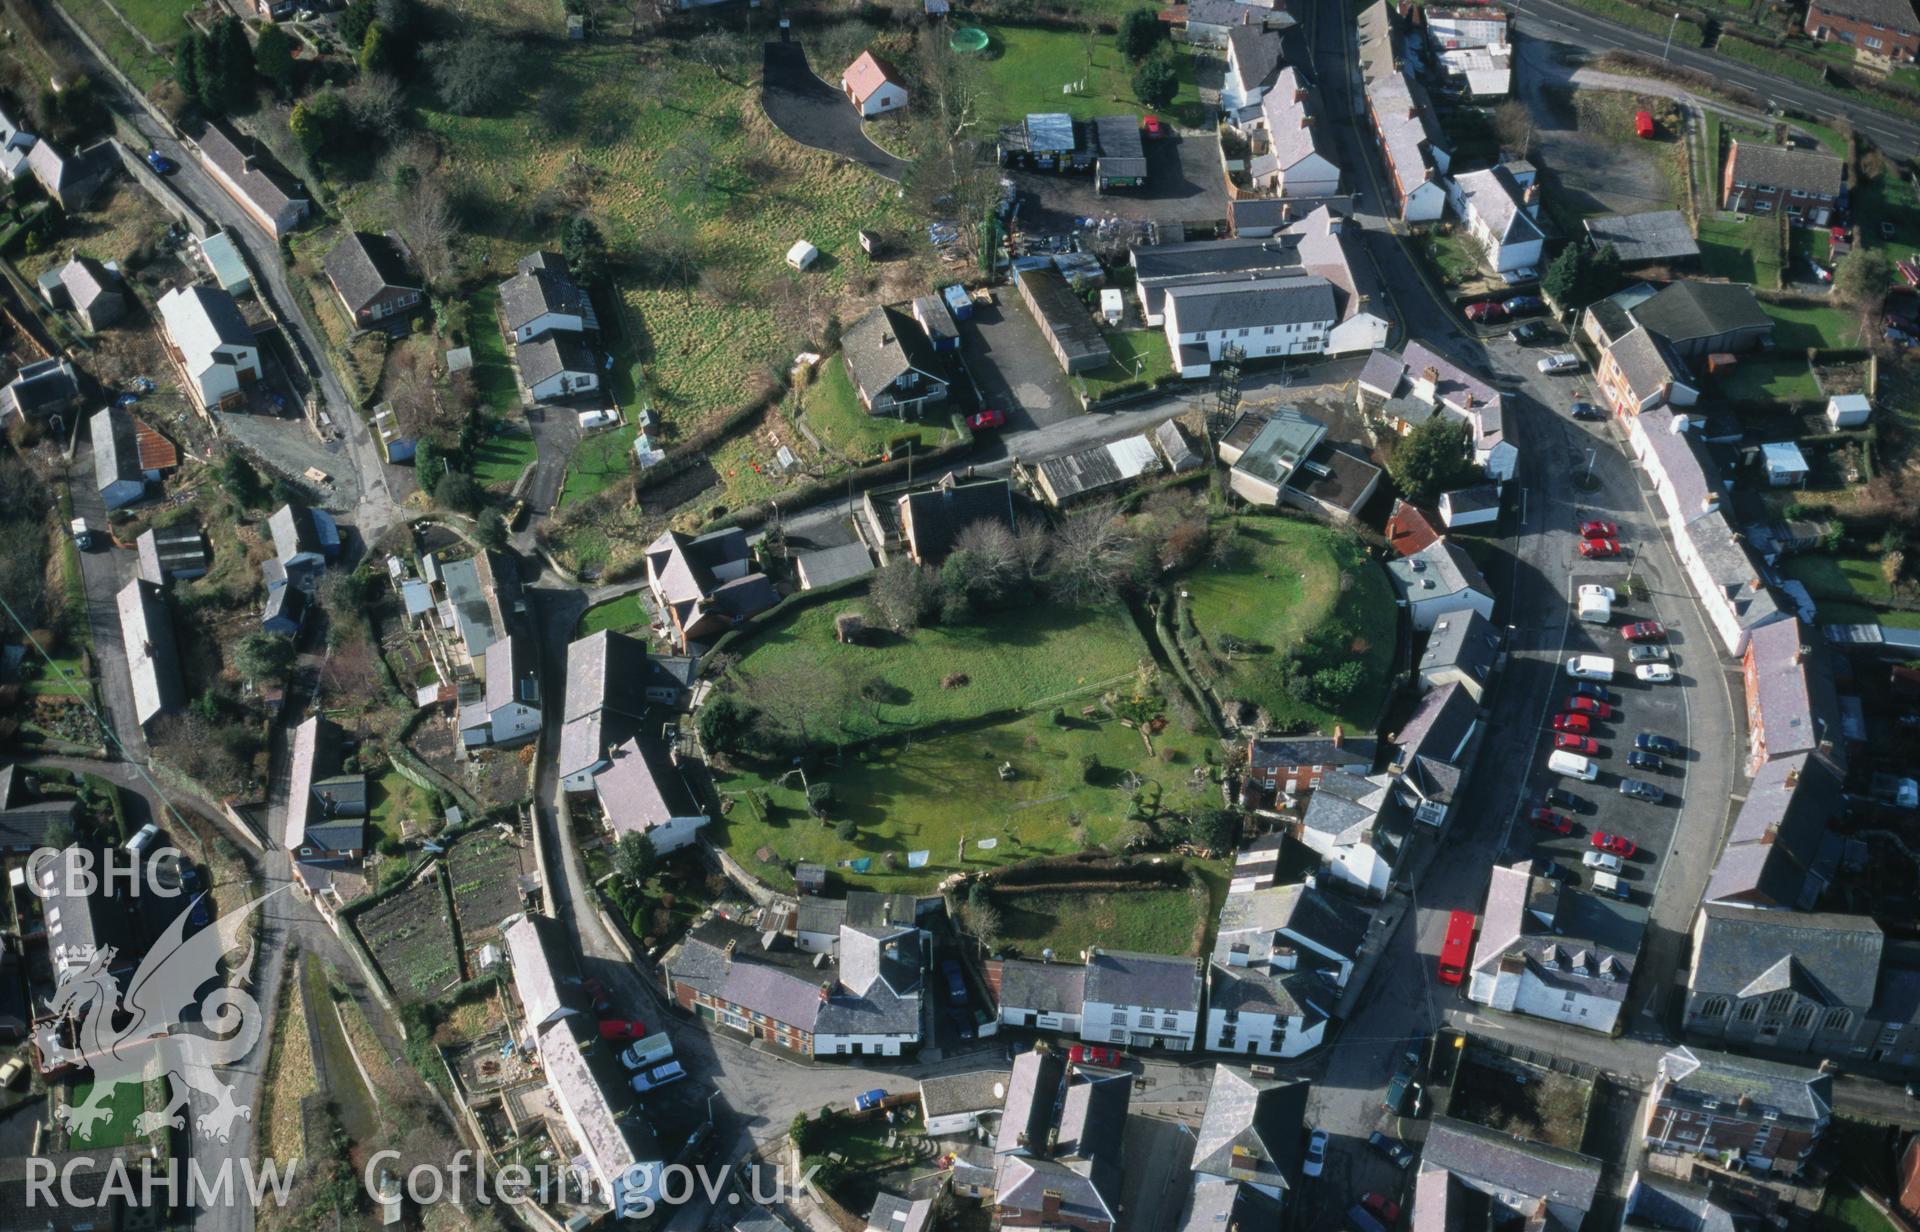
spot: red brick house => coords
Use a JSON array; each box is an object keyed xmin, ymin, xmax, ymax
[
  {"xmin": 1722, "ymin": 140, "xmax": 1845, "ymax": 225},
  {"xmin": 1644, "ymin": 1046, "xmax": 1831, "ymax": 1176},
  {"xmin": 1808, "ymin": 0, "xmax": 1920, "ymax": 61},
  {"xmin": 1246, "ymin": 730, "xmax": 1379, "ymax": 808}
]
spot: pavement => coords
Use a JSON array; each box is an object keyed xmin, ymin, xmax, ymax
[{"xmin": 759, "ymin": 40, "xmax": 909, "ymax": 183}]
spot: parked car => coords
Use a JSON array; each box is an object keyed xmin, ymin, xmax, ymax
[
  {"xmin": 1571, "ymin": 682, "xmax": 1614, "ymax": 703},
  {"xmin": 1513, "ymin": 321, "xmax": 1550, "ymax": 344},
  {"xmin": 1545, "ymin": 787, "xmax": 1585, "ymax": 811},
  {"xmin": 948, "ymin": 1006, "xmax": 976, "ymax": 1041},
  {"xmin": 1626, "ymin": 750, "xmax": 1663, "ymax": 772},
  {"xmin": 1582, "ymin": 850, "xmax": 1623, "ymax": 872},
  {"xmin": 1622, "ymin": 621, "xmax": 1667, "ymax": 642},
  {"xmin": 1578, "ymin": 537, "xmax": 1620, "ymax": 558},
  {"xmin": 581, "ymin": 978, "xmax": 613, "ymax": 1012},
  {"xmin": 598, "ymin": 1019, "xmax": 648, "ymax": 1041},
  {"xmin": 1535, "ymin": 860, "xmax": 1575, "ymax": 882},
  {"xmin": 145, "ymin": 149, "xmax": 176, "ymax": 175},
  {"xmin": 1552, "ymin": 713, "xmax": 1591, "ymax": 734},
  {"xmin": 1503, "ymin": 295, "xmax": 1545, "ymax": 315},
  {"xmin": 854, "ymin": 1088, "xmax": 889, "ymax": 1112},
  {"xmin": 1553, "ymin": 733, "xmax": 1599, "ymax": 754},
  {"xmin": 632, "ymin": 1061, "xmax": 687, "ymax": 1094},
  {"xmin": 1369, "ymin": 1132, "xmax": 1416, "ymax": 1169},
  {"xmin": 1569, "ymin": 400, "xmax": 1604, "ymax": 420},
  {"xmin": 619, "ymin": 1037, "xmax": 674, "ymax": 1070},
  {"xmin": 1305, "ymin": 1128, "xmax": 1329, "ymax": 1177},
  {"xmin": 0, "ymin": 1056, "xmax": 23, "ymax": 1089},
  {"xmin": 1636, "ymin": 732, "xmax": 1682, "ymax": 757},
  {"xmin": 1527, "ymin": 808, "xmax": 1574, "ymax": 835},
  {"xmin": 1538, "ymin": 352, "xmax": 1581, "ymax": 374},
  {"xmin": 1580, "ymin": 521, "xmax": 1617, "ymax": 539},
  {"xmin": 1069, "ymin": 1045, "xmax": 1119, "ymax": 1066},
  {"xmin": 1384, "ymin": 1069, "xmax": 1414, "ymax": 1113},
  {"xmin": 1143, "ymin": 114, "xmax": 1167, "ymax": 138},
  {"xmin": 1628, "ymin": 644, "xmax": 1670, "ymax": 664},
  {"xmin": 1620, "ymin": 778, "xmax": 1666, "ymax": 803},
  {"xmin": 1637, "ymin": 663, "xmax": 1676, "ymax": 683},
  {"xmin": 1592, "ymin": 832, "xmax": 1638, "ymax": 857},
  {"xmin": 969, "ymin": 408, "xmax": 1006, "ymax": 431},
  {"xmin": 1564, "ymin": 696, "xmax": 1613, "ymax": 719},
  {"xmin": 942, "ymin": 959, "xmax": 968, "ymax": 1006},
  {"xmin": 1363, "ymin": 1193, "xmax": 1403, "ymax": 1223},
  {"xmin": 1464, "ymin": 301, "xmax": 1509, "ymax": 323}
]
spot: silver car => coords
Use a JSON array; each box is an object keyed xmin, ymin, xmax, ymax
[
  {"xmin": 1628, "ymin": 644, "xmax": 1670, "ymax": 664},
  {"xmin": 1538, "ymin": 352, "xmax": 1581, "ymax": 374}
]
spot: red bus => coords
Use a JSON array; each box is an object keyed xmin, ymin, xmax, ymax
[{"xmin": 1438, "ymin": 910, "xmax": 1476, "ymax": 985}]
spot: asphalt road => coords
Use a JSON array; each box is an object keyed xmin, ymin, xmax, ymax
[{"xmin": 1511, "ymin": 0, "xmax": 1920, "ymax": 158}]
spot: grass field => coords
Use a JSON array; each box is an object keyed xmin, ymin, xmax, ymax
[
  {"xmin": 802, "ymin": 356, "xmax": 957, "ymax": 461},
  {"xmin": 972, "ymin": 24, "xmax": 1204, "ymax": 129},
  {"xmin": 561, "ymin": 423, "xmax": 641, "ymax": 506},
  {"xmin": 1179, "ymin": 518, "xmax": 1397, "ymax": 731},
  {"xmin": 24, "ymin": 654, "xmax": 90, "ymax": 698},
  {"xmin": 1856, "ymin": 165, "xmax": 1920, "ymax": 267},
  {"xmin": 1762, "ymin": 300, "xmax": 1862, "ymax": 348},
  {"xmin": 576, "ymin": 592, "xmax": 651, "ymax": 639},
  {"xmin": 1424, "ymin": 230, "xmax": 1483, "ymax": 286},
  {"xmin": 1557, "ymin": 0, "xmax": 1705, "ymax": 45},
  {"xmin": 724, "ymin": 600, "xmax": 1149, "ymax": 740},
  {"xmin": 65, "ymin": 1079, "xmax": 149, "ymax": 1149},
  {"xmin": 1717, "ymin": 356, "xmax": 1822, "ymax": 402},
  {"xmin": 470, "ymin": 425, "xmax": 539, "ymax": 487},
  {"xmin": 995, "ymin": 877, "xmax": 1211, "ymax": 958},
  {"xmin": 1079, "ymin": 329, "xmax": 1173, "ymax": 400},
  {"xmin": 1815, "ymin": 1187, "xmax": 1899, "ymax": 1232},
  {"xmin": 110, "ymin": 0, "xmax": 192, "ymax": 42},
  {"xmin": 367, "ymin": 769, "xmax": 424, "ymax": 851},
  {"xmin": 461, "ymin": 289, "xmax": 523, "ymax": 416},
  {"xmin": 1779, "ymin": 552, "xmax": 1896, "ymax": 605},
  {"xmin": 710, "ymin": 707, "xmax": 1222, "ymax": 893},
  {"xmin": 1697, "ymin": 215, "xmax": 1783, "ymax": 287},
  {"xmin": 60, "ymin": 0, "xmax": 173, "ymax": 91},
  {"xmin": 1814, "ymin": 601, "xmax": 1920, "ymax": 628}
]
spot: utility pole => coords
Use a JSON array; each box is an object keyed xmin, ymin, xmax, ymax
[{"xmin": 1663, "ymin": 11, "xmax": 1680, "ymax": 60}]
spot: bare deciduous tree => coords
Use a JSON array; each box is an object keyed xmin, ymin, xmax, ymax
[
  {"xmin": 1492, "ymin": 100, "xmax": 1535, "ymax": 158},
  {"xmin": 1050, "ymin": 504, "xmax": 1135, "ymax": 604},
  {"xmin": 953, "ymin": 519, "xmax": 1025, "ymax": 590}
]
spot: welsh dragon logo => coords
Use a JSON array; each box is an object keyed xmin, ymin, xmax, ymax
[{"xmin": 46, "ymin": 885, "xmax": 288, "ymax": 1143}]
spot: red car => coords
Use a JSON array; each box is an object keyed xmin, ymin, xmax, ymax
[
  {"xmin": 1580, "ymin": 521, "xmax": 1617, "ymax": 539},
  {"xmin": 1070, "ymin": 1045, "xmax": 1119, "ymax": 1066},
  {"xmin": 1526, "ymin": 808, "xmax": 1574, "ymax": 835},
  {"xmin": 1578, "ymin": 538, "xmax": 1620, "ymax": 559},
  {"xmin": 1564, "ymin": 696, "xmax": 1614, "ymax": 719},
  {"xmin": 582, "ymin": 977, "xmax": 613, "ymax": 1012},
  {"xmin": 1552, "ymin": 713, "xmax": 1591, "ymax": 734},
  {"xmin": 1464, "ymin": 301, "xmax": 1508, "ymax": 324},
  {"xmin": 968, "ymin": 408, "xmax": 1006, "ymax": 431},
  {"xmin": 1622, "ymin": 621, "xmax": 1667, "ymax": 642},
  {"xmin": 1591, "ymin": 832, "xmax": 1638, "ymax": 857},
  {"xmin": 1553, "ymin": 733, "xmax": 1599, "ymax": 754},
  {"xmin": 1363, "ymin": 1194, "xmax": 1403, "ymax": 1223},
  {"xmin": 1143, "ymin": 115, "xmax": 1166, "ymax": 138},
  {"xmin": 598, "ymin": 1019, "xmax": 648, "ymax": 1040}
]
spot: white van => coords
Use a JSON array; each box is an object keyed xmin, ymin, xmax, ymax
[
  {"xmin": 577, "ymin": 408, "xmax": 621, "ymax": 431},
  {"xmin": 1576, "ymin": 584, "xmax": 1614, "ymax": 624},
  {"xmin": 619, "ymin": 1033, "xmax": 674, "ymax": 1072},
  {"xmin": 1548, "ymin": 750, "xmax": 1600, "ymax": 782},
  {"xmin": 1582, "ymin": 850, "xmax": 1623, "ymax": 873},
  {"xmin": 1590, "ymin": 871, "xmax": 1631, "ymax": 900},
  {"xmin": 1565, "ymin": 655, "xmax": 1616, "ymax": 681}
]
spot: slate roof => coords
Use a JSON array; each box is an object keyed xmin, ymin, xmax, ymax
[
  {"xmin": 157, "ymin": 284, "xmax": 253, "ymax": 379},
  {"xmin": 559, "ymin": 629, "xmax": 651, "ymax": 780},
  {"xmin": 995, "ymin": 1155, "xmax": 1118, "ymax": 1227},
  {"xmin": 1387, "ymin": 540, "xmax": 1493, "ymax": 607},
  {"xmin": 1420, "ymin": 1116, "xmax": 1604, "ymax": 1213},
  {"xmin": 1692, "ymin": 903, "xmax": 1882, "ymax": 1008},
  {"xmin": 1192, "ymin": 1067, "xmax": 1311, "ymax": 1190},
  {"xmin": 1165, "ymin": 275, "xmax": 1338, "ymax": 334},
  {"xmin": 1745, "ymin": 617, "xmax": 1844, "ymax": 766},
  {"xmin": 1215, "ymin": 881, "xmax": 1371, "ymax": 965},
  {"xmin": 1623, "ymin": 1174, "xmax": 1750, "ymax": 1232},
  {"xmin": 1689, "ymin": 510, "xmax": 1790, "ymax": 634},
  {"xmin": 1657, "ymin": 1046, "xmax": 1831, "ymax": 1122},
  {"xmin": 1248, "ymin": 734, "xmax": 1378, "ymax": 774},
  {"xmin": 1155, "ymin": 418, "xmax": 1202, "ymax": 472},
  {"xmin": 1811, "ymin": 0, "xmax": 1918, "ymax": 27},
  {"xmin": 323, "ymin": 231, "xmax": 418, "ymax": 315},
  {"xmin": 1470, "ymin": 862, "xmax": 1644, "ymax": 999},
  {"xmin": 996, "ymin": 958, "xmax": 1088, "ymax": 1013},
  {"xmin": 269, "ymin": 502, "xmax": 338, "ymax": 565},
  {"xmin": 899, "ymin": 477, "xmax": 1014, "ymax": 563},
  {"xmin": 997, "ymin": 1049, "xmax": 1066, "ymax": 1154},
  {"xmin": 1227, "ymin": 26, "xmax": 1284, "ymax": 98},
  {"xmin": 919, "ymin": 1069, "xmax": 1009, "ymax": 1119},
  {"xmin": 498, "ymin": 256, "xmax": 586, "ymax": 332},
  {"xmin": 1253, "ymin": 69, "xmax": 1332, "ymax": 179},
  {"xmin": 1, "ymin": 356, "xmax": 77, "ymax": 419},
  {"xmin": 1083, "ymin": 949, "xmax": 1203, "ymax": 1013},
  {"xmin": 1584, "ymin": 211, "xmax": 1702, "ymax": 265},
  {"xmin": 1420, "ymin": 608, "xmax": 1500, "ymax": 687},
  {"xmin": 57, "ymin": 256, "xmax": 120, "ymax": 316},
  {"xmin": 842, "ymin": 306, "xmax": 945, "ymax": 405},
  {"xmin": 197, "ymin": 120, "xmax": 306, "ymax": 220},
  {"xmin": 1452, "ymin": 165, "xmax": 1543, "ymax": 245},
  {"xmin": 1019, "ymin": 266, "xmax": 1110, "ymax": 365},
  {"xmin": 1728, "ymin": 140, "xmax": 1844, "ymax": 198},
  {"xmin": 1091, "ymin": 114, "xmax": 1146, "ymax": 178},
  {"xmin": 796, "ymin": 542, "xmax": 875, "ymax": 589},
  {"xmin": 1299, "ymin": 769, "xmax": 1394, "ymax": 838},
  {"xmin": 285, "ymin": 715, "xmax": 363, "ymax": 854},
  {"xmin": 504, "ymin": 912, "xmax": 584, "ymax": 1029},
  {"xmin": 518, "ymin": 331, "xmax": 596, "ymax": 387},
  {"xmin": 91, "ymin": 407, "xmax": 141, "ymax": 495},
  {"xmin": 1177, "ymin": 1181, "xmax": 1286, "ymax": 1232},
  {"xmin": 1704, "ymin": 752, "xmax": 1841, "ymax": 909},
  {"xmin": 0, "ymin": 797, "xmax": 79, "ymax": 850},
  {"xmin": 1054, "ymin": 1067, "xmax": 1131, "ymax": 1161},
  {"xmin": 1607, "ymin": 325, "xmax": 1693, "ymax": 402},
  {"xmin": 1631, "ymin": 281, "xmax": 1772, "ymax": 346},
  {"xmin": 116, "ymin": 578, "xmax": 183, "ymax": 725}
]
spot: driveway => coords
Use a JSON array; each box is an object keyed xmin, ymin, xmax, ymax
[
  {"xmin": 956, "ymin": 298, "xmax": 1082, "ymax": 431},
  {"xmin": 67, "ymin": 452, "xmax": 146, "ymax": 761},
  {"xmin": 760, "ymin": 42, "xmax": 908, "ymax": 183}
]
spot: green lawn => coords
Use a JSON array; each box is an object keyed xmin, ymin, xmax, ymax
[
  {"xmin": 1778, "ymin": 552, "xmax": 1896, "ymax": 604},
  {"xmin": 113, "ymin": 0, "xmax": 192, "ymax": 42},
  {"xmin": 1557, "ymin": 0, "xmax": 1705, "ymax": 44},
  {"xmin": 973, "ymin": 24, "xmax": 1205, "ymax": 129},
  {"xmin": 710, "ymin": 707, "xmax": 1222, "ymax": 893},
  {"xmin": 995, "ymin": 877, "xmax": 1212, "ymax": 958},
  {"xmin": 1814, "ymin": 601, "xmax": 1920, "ymax": 627},
  {"xmin": 1815, "ymin": 1187, "xmax": 1899, "ymax": 1232},
  {"xmin": 23, "ymin": 654, "xmax": 89, "ymax": 699},
  {"xmin": 1716, "ymin": 356, "xmax": 1822, "ymax": 402},
  {"xmin": 725, "ymin": 601, "xmax": 1149, "ymax": 741},
  {"xmin": 561, "ymin": 423, "xmax": 640, "ymax": 507},
  {"xmin": 1697, "ymin": 215, "xmax": 1783, "ymax": 287},
  {"xmin": 1178, "ymin": 518, "xmax": 1398, "ymax": 731},
  {"xmin": 1424, "ymin": 230, "xmax": 1482, "ymax": 286},
  {"xmin": 1762, "ymin": 300, "xmax": 1862, "ymax": 348},
  {"xmin": 65, "ymin": 1079, "xmax": 150, "ymax": 1149},
  {"xmin": 1079, "ymin": 329, "xmax": 1173, "ymax": 400},
  {"xmin": 462, "ymin": 288, "xmax": 522, "ymax": 416},
  {"xmin": 1855, "ymin": 165, "xmax": 1920, "ymax": 266},
  {"xmin": 802, "ymin": 356, "xmax": 957, "ymax": 462},
  {"xmin": 59, "ymin": 0, "xmax": 171, "ymax": 90},
  {"xmin": 576, "ymin": 592, "xmax": 651, "ymax": 639},
  {"xmin": 470, "ymin": 425, "xmax": 539, "ymax": 487},
  {"xmin": 367, "ymin": 769, "xmax": 424, "ymax": 851}
]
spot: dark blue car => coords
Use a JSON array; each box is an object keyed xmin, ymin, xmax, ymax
[
  {"xmin": 145, "ymin": 149, "xmax": 176, "ymax": 175},
  {"xmin": 942, "ymin": 959, "xmax": 967, "ymax": 1006},
  {"xmin": 1503, "ymin": 295, "xmax": 1546, "ymax": 315},
  {"xmin": 1636, "ymin": 732, "xmax": 1682, "ymax": 757},
  {"xmin": 1571, "ymin": 682, "xmax": 1615, "ymax": 704}
]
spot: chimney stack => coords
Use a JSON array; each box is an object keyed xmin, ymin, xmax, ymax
[{"xmin": 1333, "ymin": 725, "xmax": 1344, "ymax": 749}]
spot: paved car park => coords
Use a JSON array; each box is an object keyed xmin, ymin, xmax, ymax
[
  {"xmin": 1511, "ymin": 569, "xmax": 1693, "ymax": 902},
  {"xmin": 957, "ymin": 297, "xmax": 1083, "ymax": 430},
  {"xmin": 1010, "ymin": 130, "xmax": 1231, "ymax": 236}
]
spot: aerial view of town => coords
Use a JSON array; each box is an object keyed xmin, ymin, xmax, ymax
[{"xmin": 7, "ymin": 0, "xmax": 1920, "ymax": 1226}]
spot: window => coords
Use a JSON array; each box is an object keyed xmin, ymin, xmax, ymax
[
  {"xmin": 1824, "ymin": 1008, "xmax": 1853, "ymax": 1032},
  {"xmin": 1239, "ymin": 328, "xmax": 1250, "ymax": 337},
  {"xmin": 1700, "ymin": 996, "xmax": 1730, "ymax": 1019},
  {"xmin": 1264, "ymin": 326, "xmax": 1275, "ymax": 335},
  {"xmin": 1738, "ymin": 1000, "xmax": 1762, "ymax": 1022},
  {"xmin": 1791, "ymin": 1005, "xmax": 1815, "ymax": 1029},
  {"xmin": 1868, "ymin": 35, "xmax": 1886, "ymax": 46}
]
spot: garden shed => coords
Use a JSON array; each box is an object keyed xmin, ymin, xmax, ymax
[
  {"xmin": 1761, "ymin": 441, "xmax": 1809, "ymax": 488},
  {"xmin": 786, "ymin": 240, "xmax": 819, "ymax": 271}
]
